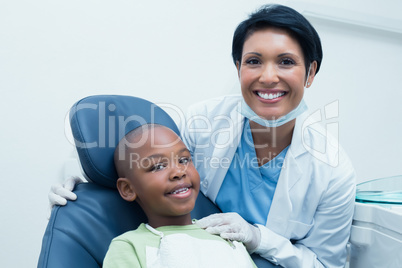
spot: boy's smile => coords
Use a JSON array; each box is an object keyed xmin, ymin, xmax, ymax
[{"xmin": 166, "ymin": 183, "xmax": 193, "ymax": 198}]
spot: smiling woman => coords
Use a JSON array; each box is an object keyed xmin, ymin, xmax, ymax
[{"xmin": 185, "ymin": 4, "xmax": 355, "ymax": 268}]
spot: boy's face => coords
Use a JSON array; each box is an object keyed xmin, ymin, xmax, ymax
[{"xmin": 120, "ymin": 126, "xmax": 200, "ymax": 227}]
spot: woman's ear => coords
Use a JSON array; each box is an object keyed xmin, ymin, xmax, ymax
[
  {"xmin": 236, "ymin": 61, "xmax": 241, "ymax": 78},
  {"xmin": 305, "ymin": 61, "xmax": 318, "ymax": 88},
  {"xmin": 116, "ymin": 178, "xmax": 137, "ymax": 202}
]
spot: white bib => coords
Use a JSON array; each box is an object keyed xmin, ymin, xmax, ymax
[{"xmin": 145, "ymin": 225, "xmax": 254, "ymax": 268}]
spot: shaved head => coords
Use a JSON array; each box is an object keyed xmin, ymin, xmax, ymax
[{"xmin": 114, "ymin": 124, "xmax": 164, "ymax": 178}]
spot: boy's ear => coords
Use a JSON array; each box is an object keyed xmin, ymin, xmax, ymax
[{"xmin": 116, "ymin": 178, "xmax": 137, "ymax": 202}]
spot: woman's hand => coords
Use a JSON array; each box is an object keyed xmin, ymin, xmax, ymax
[
  {"xmin": 48, "ymin": 176, "xmax": 83, "ymax": 207},
  {"xmin": 196, "ymin": 212, "xmax": 261, "ymax": 252}
]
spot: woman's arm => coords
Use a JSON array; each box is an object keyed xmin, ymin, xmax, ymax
[
  {"xmin": 48, "ymin": 176, "xmax": 84, "ymax": 207},
  {"xmin": 255, "ymin": 150, "xmax": 356, "ymax": 267},
  {"xmin": 48, "ymin": 151, "xmax": 87, "ymax": 207},
  {"xmin": 198, "ymin": 149, "xmax": 356, "ymax": 268}
]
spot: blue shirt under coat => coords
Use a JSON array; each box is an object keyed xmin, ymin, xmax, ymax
[{"xmin": 215, "ymin": 119, "xmax": 289, "ymax": 225}]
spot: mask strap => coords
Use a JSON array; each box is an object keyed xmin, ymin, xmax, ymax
[{"xmin": 305, "ymin": 64, "xmax": 312, "ymax": 87}]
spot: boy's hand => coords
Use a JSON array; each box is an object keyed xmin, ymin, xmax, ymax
[
  {"xmin": 196, "ymin": 212, "xmax": 261, "ymax": 252},
  {"xmin": 48, "ymin": 176, "xmax": 83, "ymax": 207}
]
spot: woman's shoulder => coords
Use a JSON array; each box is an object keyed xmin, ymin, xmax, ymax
[{"xmin": 293, "ymin": 111, "xmax": 354, "ymax": 171}]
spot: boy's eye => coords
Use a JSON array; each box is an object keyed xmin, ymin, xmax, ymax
[
  {"xmin": 151, "ymin": 163, "xmax": 166, "ymax": 172},
  {"xmin": 179, "ymin": 157, "xmax": 191, "ymax": 165}
]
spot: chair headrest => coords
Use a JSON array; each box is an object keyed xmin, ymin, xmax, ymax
[{"xmin": 69, "ymin": 95, "xmax": 180, "ymax": 188}]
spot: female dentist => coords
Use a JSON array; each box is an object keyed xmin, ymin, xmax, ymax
[{"xmin": 50, "ymin": 4, "xmax": 356, "ymax": 267}]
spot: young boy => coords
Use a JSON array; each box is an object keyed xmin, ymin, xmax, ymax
[{"xmin": 103, "ymin": 124, "xmax": 256, "ymax": 268}]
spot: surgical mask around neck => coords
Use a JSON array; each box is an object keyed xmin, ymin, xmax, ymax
[{"xmin": 238, "ymin": 98, "xmax": 308, "ymax": 127}]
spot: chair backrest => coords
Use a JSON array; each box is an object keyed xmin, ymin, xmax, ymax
[
  {"xmin": 37, "ymin": 95, "xmax": 274, "ymax": 267},
  {"xmin": 37, "ymin": 95, "xmax": 221, "ymax": 267}
]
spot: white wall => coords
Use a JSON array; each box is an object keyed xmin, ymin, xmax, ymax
[{"xmin": 0, "ymin": 0, "xmax": 401, "ymax": 267}]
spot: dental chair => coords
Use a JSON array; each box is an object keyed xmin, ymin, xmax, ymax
[{"xmin": 37, "ymin": 95, "xmax": 274, "ymax": 268}]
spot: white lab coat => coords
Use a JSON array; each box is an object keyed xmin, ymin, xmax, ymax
[{"xmin": 181, "ymin": 95, "xmax": 356, "ymax": 268}]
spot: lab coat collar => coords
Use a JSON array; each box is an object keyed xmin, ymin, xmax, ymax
[
  {"xmin": 289, "ymin": 111, "xmax": 312, "ymax": 159},
  {"xmin": 266, "ymin": 148, "xmax": 303, "ymax": 235},
  {"xmin": 206, "ymin": 104, "xmax": 244, "ymax": 201},
  {"xmin": 265, "ymin": 112, "xmax": 311, "ymax": 234}
]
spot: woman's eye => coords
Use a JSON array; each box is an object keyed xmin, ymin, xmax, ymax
[
  {"xmin": 245, "ymin": 58, "xmax": 260, "ymax": 65},
  {"xmin": 280, "ymin": 58, "xmax": 295, "ymax": 65}
]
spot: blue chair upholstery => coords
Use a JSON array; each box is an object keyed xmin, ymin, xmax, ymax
[{"xmin": 38, "ymin": 95, "xmax": 274, "ymax": 267}]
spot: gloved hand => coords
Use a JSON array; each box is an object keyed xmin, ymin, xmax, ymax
[
  {"xmin": 196, "ymin": 212, "xmax": 261, "ymax": 252},
  {"xmin": 48, "ymin": 176, "xmax": 83, "ymax": 207}
]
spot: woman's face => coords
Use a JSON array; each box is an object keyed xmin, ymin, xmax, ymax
[{"xmin": 237, "ymin": 27, "xmax": 316, "ymax": 120}]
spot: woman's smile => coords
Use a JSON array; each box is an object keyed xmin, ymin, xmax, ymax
[{"xmin": 255, "ymin": 90, "xmax": 287, "ymax": 102}]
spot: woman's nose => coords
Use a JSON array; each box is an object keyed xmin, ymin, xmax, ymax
[{"xmin": 259, "ymin": 64, "xmax": 279, "ymax": 84}]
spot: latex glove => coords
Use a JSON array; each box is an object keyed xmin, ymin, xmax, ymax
[
  {"xmin": 197, "ymin": 212, "xmax": 261, "ymax": 252},
  {"xmin": 48, "ymin": 176, "xmax": 83, "ymax": 207}
]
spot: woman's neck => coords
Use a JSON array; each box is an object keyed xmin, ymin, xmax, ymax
[{"xmin": 249, "ymin": 119, "xmax": 295, "ymax": 165}]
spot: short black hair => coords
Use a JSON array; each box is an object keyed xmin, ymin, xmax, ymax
[{"xmin": 232, "ymin": 4, "xmax": 323, "ymax": 74}]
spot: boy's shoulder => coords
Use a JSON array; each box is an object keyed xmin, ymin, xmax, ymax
[{"xmin": 111, "ymin": 223, "xmax": 153, "ymax": 243}]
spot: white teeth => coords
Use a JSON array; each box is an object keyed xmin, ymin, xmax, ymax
[
  {"xmin": 257, "ymin": 92, "xmax": 285, "ymax": 100},
  {"xmin": 171, "ymin": 187, "xmax": 189, "ymax": 195}
]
